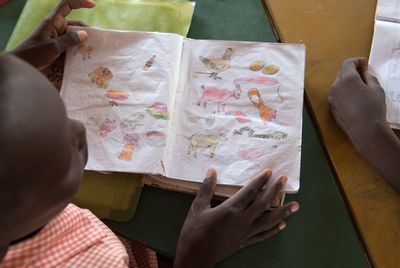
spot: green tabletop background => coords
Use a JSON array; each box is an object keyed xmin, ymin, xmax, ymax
[{"xmin": 0, "ymin": 0, "xmax": 369, "ymax": 267}]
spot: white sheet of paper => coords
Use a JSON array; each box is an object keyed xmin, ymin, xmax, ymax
[
  {"xmin": 370, "ymin": 0, "xmax": 400, "ymax": 128},
  {"xmin": 61, "ymin": 27, "xmax": 305, "ymax": 192}
]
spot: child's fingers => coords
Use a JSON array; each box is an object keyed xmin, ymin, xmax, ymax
[
  {"xmin": 54, "ymin": 30, "xmax": 88, "ymax": 52},
  {"xmin": 191, "ymin": 168, "xmax": 217, "ymax": 211},
  {"xmin": 224, "ymin": 170, "xmax": 271, "ymax": 211},
  {"xmin": 363, "ymin": 71, "xmax": 381, "ymax": 88},
  {"xmin": 250, "ymin": 202, "xmax": 299, "ymax": 235}
]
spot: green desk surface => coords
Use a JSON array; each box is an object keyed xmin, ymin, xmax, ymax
[{"xmin": 0, "ymin": 0, "xmax": 369, "ymax": 267}]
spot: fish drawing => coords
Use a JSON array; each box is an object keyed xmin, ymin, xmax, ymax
[{"xmin": 225, "ymin": 111, "xmax": 250, "ymax": 123}]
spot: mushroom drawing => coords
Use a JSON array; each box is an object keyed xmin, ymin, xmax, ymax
[
  {"xmin": 118, "ymin": 133, "xmax": 140, "ymax": 161},
  {"xmin": 105, "ymin": 89, "xmax": 129, "ymax": 107}
]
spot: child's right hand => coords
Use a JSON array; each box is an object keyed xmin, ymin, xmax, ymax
[{"xmin": 174, "ymin": 168, "xmax": 299, "ymax": 268}]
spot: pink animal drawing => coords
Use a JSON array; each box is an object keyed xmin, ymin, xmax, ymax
[
  {"xmin": 225, "ymin": 111, "xmax": 251, "ymax": 123},
  {"xmin": 197, "ymin": 82, "xmax": 241, "ymax": 113}
]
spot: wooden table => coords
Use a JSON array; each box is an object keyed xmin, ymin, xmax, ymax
[
  {"xmin": 264, "ymin": 1, "xmax": 400, "ymax": 267},
  {"xmin": 1, "ymin": 0, "xmax": 369, "ymax": 267}
]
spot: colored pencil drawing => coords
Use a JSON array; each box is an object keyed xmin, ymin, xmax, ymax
[
  {"xmin": 262, "ymin": 64, "xmax": 280, "ymax": 75},
  {"xmin": 187, "ymin": 133, "xmax": 227, "ymax": 158},
  {"xmin": 197, "ymin": 82, "xmax": 241, "ymax": 113},
  {"xmin": 147, "ymin": 102, "xmax": 169, "ymax": 120},
  {"xmin": 249, "ymin": 60, "xmax": 265, "ymax": 71},
  {"xmin": 74, "ymin": 43, "xmax": 94, "ymax": 60},
  {"xmin": 143, "ymin": 55, "xmax": 156, "ymax": 71},
  {"xmin": 235, "ymin": 75, "xmax": 279, "ymax": 86},
  {"xmin": 120, "ymin": 114, "xmax": 145, "ymax": 130},
  {"xmin": 197, "ymin": 48, "xmax": 235, "ymax": 80},
  {"xmin": 119, "ymin": 133, "xmax": 140, "ymax": 161},
  {"xmin": 225, "ymin": 111, "xmax": 250, "ymax": 123},
  {"xmin": 105, "ymin": 89, "xmax": 129, "ymax": 107},
  {"xmin": 88, "ymin": 66, "xmax": 113, "ymax": 88},
  {"xmin": 146, "ymin": 131, "xmax": 167, "ymax": 147},
  {"xmin": 233, "ymin": 127, "xmax": 288, "ymax": 140},
  {"xmin": 98, "ymin": 118, "xmax": 118, "ymax": 137},
  {"xmin": 239, "ymin": 146, "xmax": 278, "ymax": 161},
  {"xmin": 248, "ymin": 88, "xmax": 277, "ymax": 123}
]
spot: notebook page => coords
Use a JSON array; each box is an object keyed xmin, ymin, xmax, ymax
[
  {"xmin": 165, "ymin": 39, "xmax": 305, "ymax": 192},
  {"xmin": 61, "ymin": 27, "xmax": 183, "ymax": 174},
  {"xmin": 370, "ymin": 0, "xmax": 400, "ymax": 128}
]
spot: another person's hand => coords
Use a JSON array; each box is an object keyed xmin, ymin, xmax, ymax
[
  {"xmin": 174, "ymin": 168, "xmax": 299, "ymax": 268},
  {"xmin": 10, "ymin": 0, "xmax": 95, "ymax": 70},
  {"xmin": 329, "ymin": 57, "xmax": 387, "ymax": 149}
]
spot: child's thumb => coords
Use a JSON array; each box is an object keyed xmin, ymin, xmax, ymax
[{"xmin": 54, "ymin": 30, "xmax": 88, "ymax": 52}]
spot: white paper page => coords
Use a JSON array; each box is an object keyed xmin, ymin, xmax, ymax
[
  {"xmin": 376, "ymin": 0, "xmax": 400, "ymax": 21},
  {"xmin": 165, "ymin": 39, "xmax": 305, "ymax": 192},
  {"xmin": 61, "ymin": 27, "xmax": 183, "ymax": 174},
  {"xmin": 370, "ymin": 0, "xmax": 400, "ymax": 129}
]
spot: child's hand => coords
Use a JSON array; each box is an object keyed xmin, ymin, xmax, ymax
[
  {"xmin": 329, "ymin": 57, "xmax": 388, "ymax": 150},
  {"xmin": 11, "ymin": 0, "xmax": 95, "ymax": 70},
  {"xmin": 174, "ymin": 168, "xmax": 299, "ymax": 268}
]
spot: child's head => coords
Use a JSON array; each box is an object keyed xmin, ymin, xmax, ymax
[{"xmin": 0, "ymin": 54, "xmax": 88, "ymax": 254}]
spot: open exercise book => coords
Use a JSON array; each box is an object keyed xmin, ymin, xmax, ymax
[
  {"xmin": 370, "ymin": 0, "xmax": 400, "ymax": 129},
  {"xmin": 61, "ymin": 27, "xmax": 305, "ymax": 194}
]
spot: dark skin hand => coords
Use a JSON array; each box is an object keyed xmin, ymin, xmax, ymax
[
  {"xmin": 10, "ymin": 0, "xmax": 95, "ymax": 71},
  {"xmin": 175, "ymin": 169, "xmax": 299, "ymax": 268},
  {"xmin": 329, "ymin": 57, "xmax": 400, "ymax": 194}
]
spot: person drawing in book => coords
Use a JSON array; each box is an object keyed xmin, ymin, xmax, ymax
[
  {"xmin": 329, "ymin": 57, "xmax": 400, "ymax": 195},
  {"xmin": 0, "ymin": 1, "xmax": 300, "ymax": 267}
]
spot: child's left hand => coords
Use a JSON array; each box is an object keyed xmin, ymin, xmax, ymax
[{"xmin": 11, "ymin": 0, "xmax": 95, "ymax": 70}]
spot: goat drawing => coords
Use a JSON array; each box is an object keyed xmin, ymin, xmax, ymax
[
  {"xmin": 188, "ymin": 133, "xmax": 226, "ymax": 158},
  {"xmin": 197, "ymin": 82, "xmax": 241, "ymax": 112}
]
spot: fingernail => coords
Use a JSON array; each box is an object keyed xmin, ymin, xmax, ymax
[
  {"xmin": 265, "ymin": 169, "xmax": 272, "ymax": 177},
  {"xmin": 77, "ymin": 31, "xmax": 88, "ymax": 41},
  {"xmin": 280, "ymin": 176, "xmax": 287, "ymax": 184},
  {"xmin": 290, "ymin": 202, "xmax": 300, "ymax": 213},
  {"xmin": 279, "ymin": 221, "xmax": 286, "ymax": 230}
]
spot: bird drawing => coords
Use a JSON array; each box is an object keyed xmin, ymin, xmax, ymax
[{"xmin": 198, "ymin": 48, "xmax": 235, "ymax": 80}]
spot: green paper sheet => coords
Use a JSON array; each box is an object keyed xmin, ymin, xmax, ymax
[{"xmin": 6, "ymin": 0, "xmax": 195, "ymax": 50}]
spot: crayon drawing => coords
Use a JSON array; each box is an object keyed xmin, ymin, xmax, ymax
[
  {"xmin": 146, "ymin": 131, "xmax": 167, "ymax": 147},
  {"xmin": 143, "ymin": 55, "xmax": 156, "ymax": 71},
  {"xmin": 197, "ymin": 48, "xmax": 235, "ymax": 79},
  {"xmin": 239, "ymin": 146, "xmax": 278, "ymax": 161},
  {"xmin": 105, "ymin": 89, "xmax": 129, "ymax": 107},
  {"xmin": 187, "ymin": 133, "xmax": 226, "ymax": 158},
  {"xmin": 119, "ymin": 133, "xmax": 140, "ymax": 161},
  {"xmin": 262, "ymin": 64, "xmax": 280, "ymax": 75},
  {"xmin": 197, "ymin": 83, "xmax": 241, "ymax": 113},
  {"xmin": 120, "ymin": 114, "xmax": 144, "ymax": 130},
  {"xmin": 248, "ymin": 88, "xmax": 277, "ymax": 123},
  {"xmin": 233, "ymin": 127, "xmax": 288, "ymax": 140},
  {"xmin": 98, "ymin": 118, "xmax": 118, "ymax": 137},
  {"xmin": 74, "ymin": 44, "xmax": 94, "ymax": 60},
  {"xmin": 147, "ymin": 102, "xmax": 169, "ymax": 120},
  {"xmin": 249, "ymin": 60, "xmax": 265, "ymax": 71},
  {"xmin": 225, "ymin": 111, "xmax": 250, "ymax": 123},
  {"xmin": 88, "ymin": 66, "xmax": 113, "ymax": 88}
]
